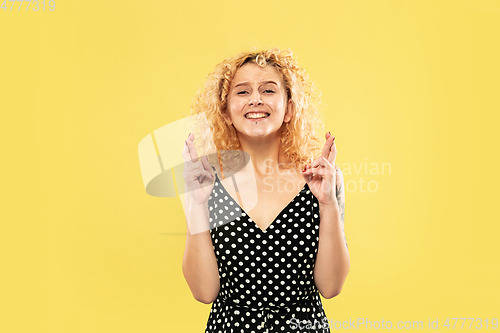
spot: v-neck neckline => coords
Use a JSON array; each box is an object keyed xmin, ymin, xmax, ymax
[{"xmin": 214, "ymin": 172, "xmax": 308, "ymax": 232}]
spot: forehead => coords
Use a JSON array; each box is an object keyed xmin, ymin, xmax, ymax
[{"xmin": 231, "ymin": 63, "xmax": 285, "ymax": 86}]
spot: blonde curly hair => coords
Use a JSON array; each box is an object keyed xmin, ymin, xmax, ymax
[{"xmin": 187, "ymin": 47, "xmax": 325, "ymax": 175}]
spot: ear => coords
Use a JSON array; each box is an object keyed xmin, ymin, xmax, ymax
[{"xmin": 283, "ymin": 99, "xmax": 293, "ymax": 123}]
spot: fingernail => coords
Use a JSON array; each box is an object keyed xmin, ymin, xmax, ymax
[
  {"xmin": 302, "ymin": 165, "xmax": 307, "ymax": 172},
  {"xmin": 328, "ymin": 131, "xmax": 331, "ymax": 136},
  {"xmin": 332, "ymin": 136, "xmax": 335, "ymax": 141}
]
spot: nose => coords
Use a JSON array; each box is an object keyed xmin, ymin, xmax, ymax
[{"xmin": 248, "ymin": 90, "xmax": 263, "ymax": 106}]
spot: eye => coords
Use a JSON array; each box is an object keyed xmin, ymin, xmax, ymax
[
  {"xmin": 237, "ymin": 90, "xmax": 248, "ymax": 95},
  {"xmin": 263, "ymin": 89, "xmax": 275, "ymax": 93}
]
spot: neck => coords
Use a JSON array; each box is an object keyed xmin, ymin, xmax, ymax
[{"xmin": 237, "ymin": 131, "xmax": 291, "ymax": 178}]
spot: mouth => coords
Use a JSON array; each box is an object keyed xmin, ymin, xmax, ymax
[{"xmin": 244, "ymin": 112, "xmax": 270, "ymax": 119}]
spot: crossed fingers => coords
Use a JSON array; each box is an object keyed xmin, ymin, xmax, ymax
[
  {"xmin": 182, "ymin": 133, "xmax": 213, "ymax": 183},
  {"xmin": 322, "ymin": 131, "xmax": 336, "ymax": 163},
  {"xmin": 302, "ymin": 132, "xmax": 336, "ymax": 175}
]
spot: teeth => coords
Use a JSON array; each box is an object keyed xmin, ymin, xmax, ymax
[{"xmin": 246, "ymin": 113, "xmax": 269, "ymax": 119}]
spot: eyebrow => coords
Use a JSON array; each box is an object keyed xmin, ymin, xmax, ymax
[{"xmin": 233, "ymin": 80, "xmax": 278, "ymax": 88}]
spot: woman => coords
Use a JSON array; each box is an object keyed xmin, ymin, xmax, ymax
[{"xmin": 182, "ymin": 48, "xmax": 349, "ymax": 333}]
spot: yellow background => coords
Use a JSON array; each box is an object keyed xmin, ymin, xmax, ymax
[{"xmin": 1, "ymin": 0, "xmax": 499, "ymax": 331}]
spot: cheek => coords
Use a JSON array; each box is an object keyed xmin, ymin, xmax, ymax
[
  {"xmin": 226, "ymin": 101, "xmax": 241, "ymax": 120},
  {"xmin": 229, "ymin": 98, "xmax": 245, "ymax": 113},
  {"xmin": 226, "ymin": 97, "xmax": 233, "ymax": 111},
  {"xmin": 226, "ymin": 102, "xmax": 236, "ymax": 116},
  {"xmin": 271, "ymin": 97, "xmax": 285, "ymax": 111}
]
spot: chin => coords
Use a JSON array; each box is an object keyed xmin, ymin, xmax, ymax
[
  {"xmin": 245, "ymin": 130, "xmax": 278, "ymax": 138},
  {"xmin": 235, "ymin": 125, "xmax": 279, "ymax": 138}
]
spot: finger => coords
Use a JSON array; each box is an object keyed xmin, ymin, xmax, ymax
[
  {"xmin": 304, "ymin": 163, "xmax": 334, "ymax": 178},
  {"xmin": 301, "ymin": 164, "xmax": 312, "ymax": 183},
  {"xmin": 328, "ymin": 137, "xmax": 337, "ymax": 164},
  {"xmin": 182, "ymin": 139, "xmax": 194, "ymax": 165},
  {"xmin": 309, "ymin": 157, "xmax": 322, "ymax": 169},
  {"xmin": 309, "ymin": 156, "xmax": 331, "ymax": 170},
  {"xmin": 183, "ymin": 161, "xmax": 205, "ymax": 181},
  {"xmin": 185, "ymin": 136, "xmax": 199, "ymax": 164},
  {"xmin": 184, "ymin": 160, "xmax": 205, "ymax": 174},
  {"xmin": 200, "ymin": 155, "xmax": 214, "ymax": 179},
  {"xmin": 321, "ymin": 132, "xmax": 335, "ymax": 159},
  {"xmin": 303, "ymin": 167, "xmax": 336, "ymax": 190},
  {"xmin": 304, "ymin": 157, "xmax": 335, "ymax": 178},
  {"xmin": 305, "ymin": 165, "xmax": 334, "ymax": 178},
  {"xmin": 199, "ymin": 170, "xmax": 214, "ymax": 183},
  {"xmin": 184, "ymin": 161, "xmax": 205, "ymax": 172}
]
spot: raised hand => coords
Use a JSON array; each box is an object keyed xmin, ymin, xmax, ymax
[
  {"xmin": 301, "ymin": 132, "xmax": 338, "ymax": 206},
  {"xmin": 182, "ymin": 133, "xmax": 215, "ymax": 206}
]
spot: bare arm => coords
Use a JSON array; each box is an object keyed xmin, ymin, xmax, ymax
[
  {"xmin": 313, "ymin": 165, "xmax": 350, "ymax": 298},
  {"xmin": 182, "ymin": 201, "xmax": 220, "ymax": 304},
  {"xmin": 181, "ymin": 133, "xmax": 220, "ymax": 304}
]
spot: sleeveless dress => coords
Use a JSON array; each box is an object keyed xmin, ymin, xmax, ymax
[{"xmin": 204, "ymin": 170, "xmax": 331, "ymax": 333}]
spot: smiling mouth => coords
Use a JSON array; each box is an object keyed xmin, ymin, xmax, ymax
[{"xmin": 245, "ymin": 112, "xmax": 270, "ymax": 119}]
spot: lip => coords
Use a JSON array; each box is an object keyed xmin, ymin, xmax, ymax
[{"xmin": 244, "ymin": 111, "xmax": 270, "ymax": 120}]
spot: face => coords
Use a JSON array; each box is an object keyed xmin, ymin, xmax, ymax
[{"xmin": 225, "ymin": 62, "xmax": 292, "ymax": 139}]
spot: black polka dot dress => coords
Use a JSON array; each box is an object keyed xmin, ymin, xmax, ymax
[{"xmin": 204, "ymin": 171, "xmax": 331, "ymax": 333}]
